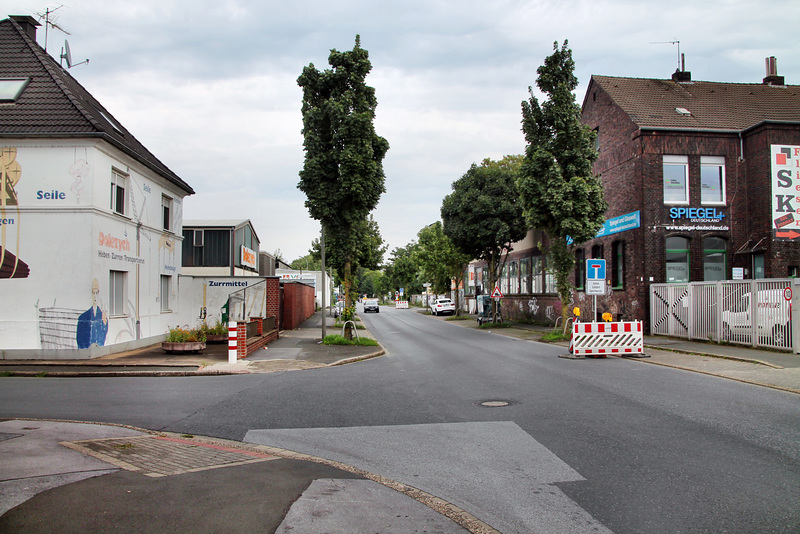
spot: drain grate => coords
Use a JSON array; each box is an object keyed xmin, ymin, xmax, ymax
[{"xmin": 61, "ymin": 435, "xmax": 278, "ymax": 477}]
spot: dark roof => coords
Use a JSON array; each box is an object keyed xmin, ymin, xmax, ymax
[
  {"xmin": 0, "ymin": 16, "xmax": 193, "ymax": 195},
  {"xmin": 587, "ymin": 75, "xmax": 800, "ymax": 132}
]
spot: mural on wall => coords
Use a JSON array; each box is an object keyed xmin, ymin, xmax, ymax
[
  {"xmin": 1, "ymin": 147, "xmax": 30, "ymax": 279},
  {"xmin": 69, "ymin": 148, "xmax": 89, "ymax": 203},
  {"xmin": 76, "ymin": 278, "xmax": 108, "ymax": 348}
]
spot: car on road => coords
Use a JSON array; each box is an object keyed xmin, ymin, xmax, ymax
[
  {"xmin": 363, "ymin": 298, "xmax": 380, "ymax": 313},
  {"xmin": 431, "ymin": 297, "xmax": 455, "ymax": 316}
]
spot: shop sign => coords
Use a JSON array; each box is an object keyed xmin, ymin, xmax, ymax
[
  {"xmin": 771, "ymin": 145, "xmax": 800, "ymax": 240},
  {"xmin": 240, "ymin": 245, "xmax": 257, "ymax": 269},
  {"xmin": 665, "ymin": 207, "xmax": 729, "ymax": 232}
]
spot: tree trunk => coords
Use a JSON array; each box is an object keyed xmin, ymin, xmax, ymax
[{"xmin": 343, "ymin": 260, "xmax": 354, "ymax": 340}]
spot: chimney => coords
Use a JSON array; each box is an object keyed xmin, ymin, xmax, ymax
[
  {"xmin": 763, "ymin": 56, "xmax": 785, "ymax": 85},
  {"xmin": 671, "ymin": 53, "xmax": 691, "ymax": 82},
  {"xmin": 9, "ymin": 15, "xmax": 40, "ymax": 41}
]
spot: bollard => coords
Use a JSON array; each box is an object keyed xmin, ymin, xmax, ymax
[{"xmin": 228, "ymin": 321, "xmax": 237, "ymax": 364}]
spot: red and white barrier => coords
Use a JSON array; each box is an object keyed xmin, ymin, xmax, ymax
[
  {"xmin": 571, "ymin": 321, "xmax": 643, "ymax": 358},
  {"xmin": 395, "ymin": 301, "xmax": 409, "ymax": 309},
  {"xmin": 228, "ymin": 321, "xmax": 238, "ymax": 364}
]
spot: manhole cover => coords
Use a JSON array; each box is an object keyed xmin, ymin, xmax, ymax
[{"xmin": 478, "ymin": 400, "xmax": 513, "ymax": 407}]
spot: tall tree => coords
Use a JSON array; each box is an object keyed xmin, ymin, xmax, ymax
[
  {"xmin": 441, "ymin": 156, "xmax": 528, "ymax": 320},
  {"xmin": 416, "ymin": 221, "xmax": 471, "ymax": 312},
  {"xmin": 384, "ymin": 244, "xmax": 423, "ymax": 298},
  {"xmin": 298, "ymin": 35, "xmax": 389, "ymax": 322},
  {"xmin": 518, "ymin": 40, "xmax": 607, "ymax": 324}
]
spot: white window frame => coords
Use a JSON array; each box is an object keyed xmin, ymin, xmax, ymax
[
  {"xmin": 700, "ymin": 156, "xmax": 726, "ymax": 205},
  {"xmin": 110, "ymin": 169, "xmax": 127, "ymax": 215},
  {"xmin": 109, "ymin": 270, "xmax": 127, "ymax": 316},
  {"xmin": 663, "ymin": 155, "xmax": 689, "ymax": 205},
  {"xmin": 162, "ymin": 195, "xmax": 172, "ymax": 231},
  {"xmin": 160, "ymin": 275, "xmax": 171, "ymax": 312}
]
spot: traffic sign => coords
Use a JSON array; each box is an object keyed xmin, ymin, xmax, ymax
[
  {"xmin": 586, "ymin": 279, "xmax": 606, "ymax": 295},
  {"xmin": 586, "ymin": 259, "xmax": 606, "ymax": 280},
  {"xmin": 491, "ymin": 286, "xmax": 504, "ymax": 298}
]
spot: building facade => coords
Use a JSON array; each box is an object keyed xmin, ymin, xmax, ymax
[
  {"xmin": 0, "ymin": 16, "xmax": 195, "ymax": 357},
  {"xmin": 465, "ymin": 62, "xmax": 800, "ymax": 328},
  {"xmin": 181, "ymin": 219, "xmax": 260, "ymax": 277}
]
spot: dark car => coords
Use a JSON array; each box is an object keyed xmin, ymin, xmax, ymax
[{"xmin": 363, "ymin": 298, "xmax": 380, "ymax": 313}]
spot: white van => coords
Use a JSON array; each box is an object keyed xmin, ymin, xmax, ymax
[{"xmin": 721, "ymin": 289, "xmax": 791, "ymax": 346}]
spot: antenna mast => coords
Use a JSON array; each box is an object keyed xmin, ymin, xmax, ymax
[
  {"xmin": 35, "ymin": 5, "xmax": 70, "ymax": 52},
  {"xmin": 650, "ymin": 39, "xmax": 681, "ymax": 71}
]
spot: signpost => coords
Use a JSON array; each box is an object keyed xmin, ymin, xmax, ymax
[{"xmin": 586, "ymin": 259, "xmax": 607, "ymax": 321}]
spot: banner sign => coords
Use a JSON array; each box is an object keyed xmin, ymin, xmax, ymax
[{"xmin": 771, "ymin": 145, "xmax": 800, "ymax": 240}]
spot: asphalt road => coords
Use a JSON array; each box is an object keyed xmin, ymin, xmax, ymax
[{"xmin": 1, "ymin": 303, "xmax": 798, "ymax": 533}]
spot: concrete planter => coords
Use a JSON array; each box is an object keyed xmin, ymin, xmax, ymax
[
  {"xmin": 205, "ymin": 334, "xmax": 227, "ymax": 344},
  {"xmin": 161, "ymin": 341, "xmax": 206, "ymax": 354}
]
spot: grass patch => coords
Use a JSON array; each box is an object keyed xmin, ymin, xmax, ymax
[
  {"xmin": 322, "ymin": 335, "xmax": 379, "ymax": 346},
  {"xmin": 477, "ymin": 322, "xmax": 510, "ymax": 329},
  {"xmin": 540, "ymin": 331, "xmax": 571, "ymax": 342},
  {"xmin": 0, "ymin": 371, "xmax": 10, "ymax": 377},
  {"xmin": 333, "ymin": 322, "xmax": 366, "ymax": 330},
  {"xmin": 445, "ymin": 315, "xmax": 469, "ymax": 321}
]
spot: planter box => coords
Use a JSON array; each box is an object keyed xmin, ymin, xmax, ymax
[
  {"xmin": 162, "ymin": 341, "xmax": 206, "ymax": 354},
  {"xmin": 205, "ymin": 334, "xmax": 227, "ymax": 344}
]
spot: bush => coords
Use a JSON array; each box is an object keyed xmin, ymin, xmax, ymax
[
  {"xmin": 166, "ymin": 325, "xmax": 206, "ymax": 343},
  {"xmin": 200, "ymin": 320, "xmax": 227, "ymax": 336}
]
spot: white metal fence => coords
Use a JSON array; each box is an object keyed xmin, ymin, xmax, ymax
[{"xmin": 650, "ymin": 279, "xmax": 795, "ymax": 351}]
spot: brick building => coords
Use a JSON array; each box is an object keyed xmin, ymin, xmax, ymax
[{"xmin": 465, "ymin": 61, "xmax": 800, "ymax": 329}]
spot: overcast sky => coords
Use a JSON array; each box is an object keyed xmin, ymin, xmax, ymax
[{"xmin": 5, "ymin": 0, "xmax": 798, "ymax": 262}]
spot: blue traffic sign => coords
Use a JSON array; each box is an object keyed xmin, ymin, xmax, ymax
[{"xmin": 586, "ymin": 259, "xmax": 606, "ymax": 280}]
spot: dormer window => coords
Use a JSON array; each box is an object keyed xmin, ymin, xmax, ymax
[
  {"xmin": 0, "ymin": 78, "xmax": 29, "ymax": 102},
  {"xmin": 675, "ymin": 107, "xmax": 691, "ymax": 116}
]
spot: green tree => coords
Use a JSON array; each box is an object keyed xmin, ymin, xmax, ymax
[
  {"xmin": 416, "ymin": 221, "xmax": 471, "ymax": 312},
  {"xmin": 441, "ymin": 156, "xmax": 528, "ymax": 320},
  {"xmin": 290, "ymin": 253, "xmax": 321, "ymax": 272},
  {"xmin": 384, "ymin": 244, "xmax": 423, "ymax": 298},
  {"xmin": 298, "ymin": 35, "xmax": 389, "ymax": 327},
  {"xmin": 518, "ymin": 40, "xmax": 607, "ymax": 324}
]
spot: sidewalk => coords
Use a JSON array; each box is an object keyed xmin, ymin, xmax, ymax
[{"xmin": 0, "ymin": 310, "xmax": 384, "ymax": 377}]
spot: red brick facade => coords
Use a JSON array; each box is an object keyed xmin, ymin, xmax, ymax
[{"xmin": 281, "ymin": 281, "xmax": 315, "ymax": 330}]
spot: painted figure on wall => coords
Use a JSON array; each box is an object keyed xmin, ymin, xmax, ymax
[
  {"xmin": 0, "ymin": 147, "xmax": 30, "ymax": 279},
  {"xmin": 76, "ymin": 278, "xmax": 108, "ymax": 348}
]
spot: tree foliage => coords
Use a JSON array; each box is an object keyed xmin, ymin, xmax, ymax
[
  {"xmin": 416, "ymin": 221, "xmax": 471, "ymax": 310},
  {"xmin": 297, "ymin": 35, "xmax": 389, "ymax": 318},
  {"xmin": 441, "ymin": 156, "xmax": 528, "ymax": 318},
  {"xmin": 518, "ymin": 40, "xmax": 607, "ymax": 322},
  {"xmin": 384, "ymin": 244, "xmax": 423, "ymax": 297}
]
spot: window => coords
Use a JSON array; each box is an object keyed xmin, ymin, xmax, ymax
[
  {"xmin": 700, "ymin": 156, "xmax": 726, "ymax": 205},
  {"xmin": 545, "ymin": 255, "xmax": 557, "ymax": 293},
  {"xmin": 591, "ymin": 244, "xmax": 604, "ymax": 259},
  {"xmin": 753, "ymin": 253, "xmax": 765, "ymax": 279},
  {"xmin": 160, "ymin": 275, "xmax": 171, "ymax": 312},
  {"xmin": 612, "ymin": 241, "xmax": 625, "ymax": 288},
  {"xmin": 162, "ymin": 196, "xmax": 172, "ymax": 231},
  {"xmin": 789, "ymin": 266, "xmax": 799, "ymax": 278},
  {"xmin": 575, "ymin": 249, "xmax": 585, "ymax": 290},
  {"xmin": 193, "ymin": 230, "xmax": 204, "ymax": 246},
  {"xmin": 666, "ymin": 237, "xmax": 690, "ymax": 283},
  {"xmin": 109, "ymin": 270, "xmax": 126, "ymax": 315},
  {"xmin": 531, "ymin": 256, "xmax": 543, "ymax": 293},
  {"xmin": 482, "ymin": 267, "xmax": 489, "ymax": 295},
  {"xmin": 110, "ymin": 170, "xmax": 127, "ymax": 215},
  {"xmin": 501, "ymin": 264, "xmax": 510, "ymax": 294},
  {"xmin": 520, "ymin": 258, "xmax": 531, "ymax": 294},
  {"xmin": 0, "ymin": 78, "xmax": 29, "ymax": 102},
  {"xmin": 663, "ymin": 156, "xmax": 689, "ymax": 204},
  {"xmin": 703, "ymin": 237, "xmax": 726, "ymax": 281},
  {"xmin": 510, "ymin": 261, "xmax": 519, "ymax": 294}
]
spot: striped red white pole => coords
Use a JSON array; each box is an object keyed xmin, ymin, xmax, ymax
[{"xmin": 228, "ymin": 321, "xmax": 237, "ymax": 364}]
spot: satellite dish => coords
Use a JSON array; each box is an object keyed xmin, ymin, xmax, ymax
[
  {"xmin": 59, "ymin": 40, "xmax": 88, "ymax": 69},
  {"xmin": 61, "ymin": 40, "xmax": 72, "ymax": 68}
]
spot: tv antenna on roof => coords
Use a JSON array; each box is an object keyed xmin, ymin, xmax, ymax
[
  {"xmin": 34, "ymin": 5, "xmax": 70, "ymax": 53},
  {"xmin": 60, "ymin": 40, "xmax": 89, "ymax": 68},
  {"xmin": 650, "ymin": 39, "xmax": 681, "ymax": 71}
]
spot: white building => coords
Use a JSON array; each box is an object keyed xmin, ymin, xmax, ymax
[{"xmin": 0, "ymin": 16, "xmax": 195, "ymax": 358}]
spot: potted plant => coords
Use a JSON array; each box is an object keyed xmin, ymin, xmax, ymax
[
  {"xmin": 162, "ymin": 325, "xmax": 206, "ymax": 353},
  {"xmin": 201, "ymin": 320, "xmax": 228, "ymax": 343}
]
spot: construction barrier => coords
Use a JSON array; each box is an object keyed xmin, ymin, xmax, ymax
[
  {"xmin": 571, "ymin": 321, "xmax": 643, "ymax": 358},
  {"xmin": 395, "ymin": 300, "xmax": 409, "ymax": 309}
]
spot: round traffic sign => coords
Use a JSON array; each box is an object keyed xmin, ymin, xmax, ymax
[{"xmin": 784, "ymin": 287, "xmax": 792, "ymax": 301}]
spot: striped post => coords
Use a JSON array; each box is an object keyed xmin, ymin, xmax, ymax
[{"xmin": 228, "ymin": 321, "xmax": 238, "ymax": 364}]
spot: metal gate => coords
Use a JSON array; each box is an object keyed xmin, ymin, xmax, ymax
[{"xmin": 650, "ymin": 279, "xmax": 795, "ymax": 351}]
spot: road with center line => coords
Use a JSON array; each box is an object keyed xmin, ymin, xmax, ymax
[{"xmin": 1, "ymin": 302, "xmax": 799, "ymax": 532}]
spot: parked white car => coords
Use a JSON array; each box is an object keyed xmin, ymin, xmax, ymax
[
  {"xmin": 431, "ymin": 298, "xmax": 455, "ymax": 316},
  {"xmin": 721, "ymin": 289, "xmax": 791, "ymax": 346}
]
